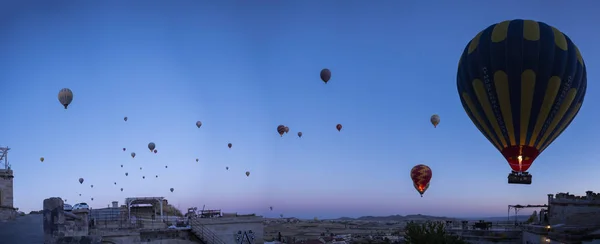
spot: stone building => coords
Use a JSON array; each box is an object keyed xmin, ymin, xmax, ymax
[
  {"xmin": 522, "ymin": 191, "xmax": 600, "ymax": 243},
  {"xmin": 0, "ymin": 147, "xmax": 17, "ymax": 220}
]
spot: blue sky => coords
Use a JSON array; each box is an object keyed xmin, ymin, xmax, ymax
[{"xmin": 1, "ymin": 1, "xmax": 599, "ymax": 219}]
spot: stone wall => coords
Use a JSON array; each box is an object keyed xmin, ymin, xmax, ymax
[
  {"xmin": 195, "ymin": 216, "xmax": 264, "ymax": 244},
  {"xmin": 548, "ymin": 203, "xmax": 600, "ymax": 225},
  {"xmin": 43, "ymin": 197, "xmax": 102, "ymax": 244},
  {"xmin": 0, "ymin": 169, "xmax": 16, "ymax": 221}
]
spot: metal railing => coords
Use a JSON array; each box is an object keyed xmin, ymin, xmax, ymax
[{"xmin": 190, "ymin": 217, "xmax": 227, "ymax": 244}]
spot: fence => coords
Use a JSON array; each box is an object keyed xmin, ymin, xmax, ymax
[{"xmin": 89, "ymin": 207, "xmax": 181, "ymax": 230}]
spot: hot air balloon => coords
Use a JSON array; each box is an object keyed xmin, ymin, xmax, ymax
[
  {"xmin": 245, "ymin": 171, "xmax": 250, "ymax": 177},
  {"xmin": 165, "ymin": 165, "xmax": 168, "ymax": 168},
  {"xmin": 196, "ymin": 158, "xmax": 199, "ymax": 162},
  {"xmin": 228, "ymin": 143, "xmax": 232, "ymax": 149},
  {"xmin": 284, "ymin": 127, "xmax": 289, "ymax": 134},
  {"xmin": 155, "ymin": 175, "xmax": 158, "ymax": 178},
  {"xmin": 90, "ymin": 185, "xmax": 94, "ymax": 188},
  {"xmin": 269, "ymin": 206, "xmax": 273, "ymax": 211},
  {"xmin": 148, "ymin": 142, "xmax": 155, "ymax": 152},
  {"xmin": 196, "ymin": 121, "xmax": 202, "ymax": 128},
  {"xmin": 280, "ymin": 214, "xmax": 283, "ymax": 218},
  {"xmin": 320, "ymin": 68, "xmax": 331, "ymax": 84},
  {"xmin": 120, "ymin": 165, "xmax": 123, "ymax": 168},
  {"xmin": 58, "ymin": 88, "xmax": 73, "ymax": 109},
  {"xmin": 120, "ymin": 188, "xmax": 123, "ymax": 191},
  {"xmin": 154, "ymin": 149, "xmax": 157, "ymax": 154},
  {"xmin": 91, "ymin": 198, "xmax": 94, "ymax": 201},
  {"xmin": 297, "ymin": 132, "xmax": 302, "ymax": 138},
  {"xmin": 142, "ymin": 176, "xmax": 145, "ymax": 179},
  {"xmin": 430, "ymin": 114, "xmax": 440, "ymax": 128},
  {"xmin": 170, "ymin": 188, "xmax": 174, "ymax": 192},
  {"xmin": 410, "ymin": 164, "xmax": 432, "ymax": 197},
  {"xmin": 140, "ymin": 167, "xmax": 142, "ymax": 170},
  {"xmin": 78, "ymin": 178, "xmax": 84, "ymax": 184},
  {"xmin": 226, "ymin": 166, "xmax": 229, "ymax": 170},
  {"xmin": 40, "ymin": 157, "xmax": 44, "ymax": 162},
  {"xmin": 131, "ymin": 152, "xmax": 136, "ymax": 158},
  {"xmin": 123, "ymin": 148, "xmax": 126, "ymax": 151},
  {"xmin": 125, "ymin": 173, "xmax": 128, "ymax": 176},
  {"xmin": 457, "ymin": 19, "xmax": 587, "ymax": 184},
  {"xmin": 79, "ymin": 194, "xmax": 81, "ymax": 196},
  {"xmin": 277, "ymin": 125, "xmax": 286, "ymax": 137},
  {"xmin": 124, "ymin": 116, "xmax": 128, "ymax": 122},
  {"xmin": 336, "ymin": 124, "xmax": 342, "ymax": 132},
  {"xmin": 114, "ymin": 182, "xmax": 116, "ymax": 185}
]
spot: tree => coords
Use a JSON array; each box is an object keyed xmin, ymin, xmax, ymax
[
  {"xmin": 404, "ymin": 221, "xmax": 469, "ymax": 244},
  {"xmin": 526, "ymin": 211, "xmax": 538, "ymax": 223}
]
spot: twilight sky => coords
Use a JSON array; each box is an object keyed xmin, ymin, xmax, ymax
[{"xmin": 1, "ymin": 0, "xmax": 600, "ymax": 219}]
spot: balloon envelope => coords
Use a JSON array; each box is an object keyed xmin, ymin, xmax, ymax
[
  {"xmin": 148, "ymin": 142, "xmax": 155, "ymax": 152},
  {"xmin": 457, "ymin": 19, "xmax": 587, "ymax": 172},
  {"xmin": 410, "ymin": 164, "xmax": 432, "ymax": 196},
  {"xmin": 58, "ymin": 88, "xmax": 73, "ymax": 109},
  {"xmin": 320, "ymin": 69, "xmax": 331, "ymax": 83},
  {"xmin": 277, "ymin": 125, "xmax": 286, "ymax": 136},
  {"xmin": 430, "ymin": 114, "xmax": 440, "ymax": 128}
]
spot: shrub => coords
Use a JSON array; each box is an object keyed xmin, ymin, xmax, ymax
[{"xmin": 404, "ymin": 221, "xmax": 469, "ymax": 244}]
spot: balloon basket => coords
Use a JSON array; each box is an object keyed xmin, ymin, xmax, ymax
[{"xmin": 507, "ymin": 171, "xmax": 532, "ymax": 184}]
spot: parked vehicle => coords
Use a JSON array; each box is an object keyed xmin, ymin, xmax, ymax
[
  {"xmin": 72, "ymin": 203, "xmax": 89, "ymax": 210},
  {"xmin": 63, "ymin": 204, "xmax": 73, "ymax": 211}
]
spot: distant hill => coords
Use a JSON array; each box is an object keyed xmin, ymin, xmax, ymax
[
  {"xmin": 333, "ymin": 214, "xmax": 456, "ymax": 222},
  {"xmin": 332, "ymin": 214, "xmax": 530, "ymax": 222}
]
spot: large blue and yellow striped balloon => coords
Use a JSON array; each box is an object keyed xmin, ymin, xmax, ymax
[{"xmin": 457, "ymin": 19, "xmax": 587, "ymax": 173}]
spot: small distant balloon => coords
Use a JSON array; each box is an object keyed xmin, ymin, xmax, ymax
[
  {"xmin": 430, "ymin": 114, "xmax": 440, "ymax": 128},
  {"xmin": 79, "ymin": 178, "xmax": 84, "ymax": 184},
  {"xmin": 120, "ymin": 165, "xmax": 123, "ymax": 168},
  {"xmin": 226, "ymin": 166, "xmax": 229, "ymax": 170},
  {"xmin": 170, "ymin": 188, "xmax": 174, "ymax": 193},
  {"xmin": 153, "ymin": 149, "xmax": 157, "ymax": 154},
  {"xmin": 245, "ymin": 171, "xmax": 250, "ymax": 177},
  {"xmin": 125, "ymin": 173, "xmax": 128, "ymax": 176},
  {"xmin": 165, "ymin": 165, "xmax": 168, "ymax": 168},
  {"xmin": 196, "ymin": 121, "xmax": 202, "ymax": 128},
  {"xmin": 90, "ymin": 185, "xmax": 93, "ymax": 188},
  {"xmin": 114, "ymin": 182, "xmax": 116, "ymax": 185},
  {"xmin": 91, "ymin": 198, "xmax": 94, "ymax": 201},
  {"xmin": 270, "ymin": 206, "xmax": 273, "ymax": 211},
  {"xmin": 320, "ymin": 69, "xmax": 331, "ymax": 84},
  {"xmin": 58, "ymin": 88, "xmax": 74, "ymax": 109},
  {"xmin": 277, "ymin": 125, "xmax": 286, "ymax": 137},
  {"xmin": 79, "ymin": 194, "xmax": 81, "ymax": 196},
  {"xmin": 131, "ymin": 152, "xmax": 136, "ymax": 158},
  {"xmin": 228, "ymin": 143, "xmax": 232, "ymax": 149},
  {"xmin": 336, "ymin": 124, "xmax": 342, "ymax": 132},
  {"xmin": 297, "ymin": 132, "xmax": 302, "ymax": 138},
  {"xmin": 196, "ymin": 158, "xmax": 199, "ymax": 162},
  {"xmin": 124, "ymin": 116, "xmax": 128, "ymax": 122},
  {"xmin": 120, "ymin": 188, "xmax": 123, "ymax": 191},
  {"xmin": 142, "ymin": 176, "xmax": 145, "ymax": 179},
  {"xmin": 284, "ymin": 127, "xmax": 289, "ymax": 134},
  {"xmin": 40, "ymin": 157, "xmax": 44, "ymax": 162},
  {"xmin": 148, "ymin": 142, "xmax": 155, "ymax": 152},
  {"xmin": 140, "ymin": 167, "xmax": 142, "ymax": 170},
  {"xmin": 155, "ymin": 175, "xmax": 158, "ymax": 178}
]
